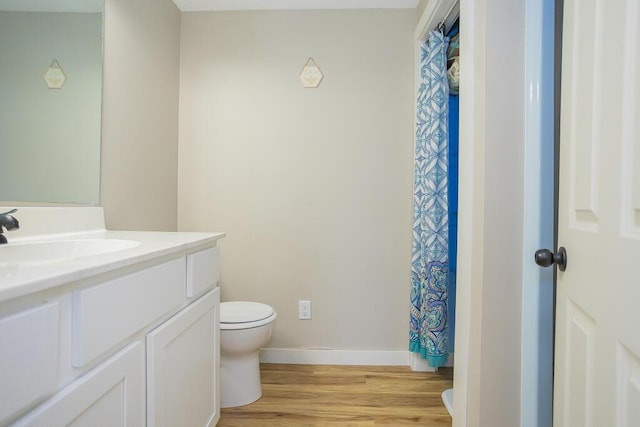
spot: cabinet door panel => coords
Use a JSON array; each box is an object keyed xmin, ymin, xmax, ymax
[
  {"xmin": 147, "ymin": 288, "xmax": 220, "ymax": 427},
  {"xmin": 67, "ymin": 383, "xmax": 123, "ymax": 427},
  {"xmin": 14, "ymin": 342, "xmax": 144, "ymax": 427},
  {"xmin": 0, "ymin": 302, "xmax": 60, "ymax": 425}
]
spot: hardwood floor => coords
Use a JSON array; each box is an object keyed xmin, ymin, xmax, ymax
[{"xmin": 218, "ymin": 364, "xmax": 453, "ymax": 426}]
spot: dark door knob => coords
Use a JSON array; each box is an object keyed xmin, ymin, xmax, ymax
[{"xmin": 535, "ymin": 247, "xmax": 567, "ymax": 271}]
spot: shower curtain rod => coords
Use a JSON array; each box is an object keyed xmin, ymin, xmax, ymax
[{"xmin": 437, "ymin": 0, "xmax": 460, "ymax": 33}]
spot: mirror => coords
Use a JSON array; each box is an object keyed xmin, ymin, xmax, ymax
[{"xmin": 0, "ymin": 0, "xmax": 103, "ymax": 204}]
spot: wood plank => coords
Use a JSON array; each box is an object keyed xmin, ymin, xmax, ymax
[{"xmin": 218, "ymin": 364, "xmax": 453, "ymax": 426}]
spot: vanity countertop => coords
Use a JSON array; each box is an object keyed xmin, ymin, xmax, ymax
[{"xmin": 0, "ymin": 229, "xmax": 225, "ymax": 304}]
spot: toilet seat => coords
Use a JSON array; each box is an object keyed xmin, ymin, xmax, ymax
[{"xmin": 220, "ymin": 301, "xmax": 276, "ymax": 330}]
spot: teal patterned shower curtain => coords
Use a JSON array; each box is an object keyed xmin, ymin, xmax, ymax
[{"xmin": 409, "ymin": 30, "xmax": 450, "ymax": 368}]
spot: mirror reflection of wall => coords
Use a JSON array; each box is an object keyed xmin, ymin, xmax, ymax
[{"xmin": 0, "ymin": 6, "xmax": 102, "ymax": 204}]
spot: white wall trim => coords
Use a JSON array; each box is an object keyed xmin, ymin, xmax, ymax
[
  {"xmin": 173, "ymin": 0, "xmax": 418, "ymax": 12},
  {"xmin": 452, "ymin": 0, "xmax": 484, "ymax": 425},
  {"xmin": 260, "ymin": 348, "xmax": 410, "ymax": 366},
  {"xmin": 454, "ymin": 0, "xmax": 528, "ymax": 425},
  {"xmin": 260, "ymin": 348, "xmax": 454, "ymax": 370}
]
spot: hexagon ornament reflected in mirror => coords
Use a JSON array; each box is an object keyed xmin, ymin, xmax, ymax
[
  {"xmin": 299, "ymin": 57, "xmax": 323, "ymax": 88},
  {"xmin": 44, "ymin": 59, "xmax": 66, "ymax": 89}
]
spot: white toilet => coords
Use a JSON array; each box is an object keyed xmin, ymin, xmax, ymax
[{"xmin": 219, "ymin": 301, "xmax": 276, "ymax": 408}]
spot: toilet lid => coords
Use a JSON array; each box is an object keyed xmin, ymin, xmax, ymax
[{"xmin": 220, "ymin": 301, "xmax": 275, "ymax": 324}]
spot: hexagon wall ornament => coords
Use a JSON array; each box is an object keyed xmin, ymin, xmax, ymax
[
  {"xmin": 299, "ymin": 57, "xmax": 323, "ymax": 88},
  {"xmin": 44, "ymin": 60, "xmax": 66, "ymax": 89}
]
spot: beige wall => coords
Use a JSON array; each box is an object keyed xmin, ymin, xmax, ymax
[
  {"xmin": 101, "ymin": 0, "xmax": 181, "ymax": 231},
  {"xmin": 178, "ymin": 10, "xmax": 416, "ymax": 350}
]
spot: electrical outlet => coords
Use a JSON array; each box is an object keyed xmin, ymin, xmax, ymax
[{"xmin": 299, "ymin": 300, "xmax": 311, "ymax": 320}]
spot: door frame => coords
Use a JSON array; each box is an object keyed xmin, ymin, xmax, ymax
[
  {"xmin": 520, "ymin": 0, "xmax": 556, "ymax": 425},
  {"xmin": 437, "ymin": 0, "xmax": 555, "ymax": 425}
]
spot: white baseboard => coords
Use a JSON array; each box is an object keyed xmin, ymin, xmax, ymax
[
  {"xmin": 409, "ymin": 352, "xmax": 437, "ymax": 372},
  {"xmin": 259, "ymin": 348, "xmax": 454, "ymax": 370},
  {"xmin": 409, "ymin": 351, "xmax": 455, "ymax": 371},
  {"xmin": 259, "ymin": 348, "xmax": 410, "ymax": 366}
]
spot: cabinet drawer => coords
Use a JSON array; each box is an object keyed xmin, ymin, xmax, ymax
[
  {"xmin": 0, "ymin": 303, "xmax": 60, "ymax": 425},
  {"xmin": 72, "ymin": 258, "xmax": 186, "ymax": 367},
  {"xmin": 186, "ymin": 247, "xmax": 220, "ymax": 298}
]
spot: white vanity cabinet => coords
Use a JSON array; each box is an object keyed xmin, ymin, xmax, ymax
[{"xmin": 0, "ymin": 242, "xmax": 221, "ymax": 427}]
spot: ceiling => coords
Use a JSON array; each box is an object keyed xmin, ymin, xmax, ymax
[{"xmin": 173, "ymin": 0, "xmax": 419, "ymax": 12}]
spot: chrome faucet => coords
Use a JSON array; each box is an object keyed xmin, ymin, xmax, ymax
[{"xmin": 0, "ymin": 209, "xmax": 19, "ymax": 244}]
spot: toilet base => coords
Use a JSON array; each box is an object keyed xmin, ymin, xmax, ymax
[{"xmin": 220, "ymin": 352, "xmax": 262, "ymax": 408}]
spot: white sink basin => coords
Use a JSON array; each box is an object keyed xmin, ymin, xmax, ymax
[{"xmin": 0, "ymin": 239, "xmax": 140, "ymax": 264}]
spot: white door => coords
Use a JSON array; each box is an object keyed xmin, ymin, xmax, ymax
[{"xmin": 554, "ymin": 0, "xmax": 640, "ymax": 425}]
